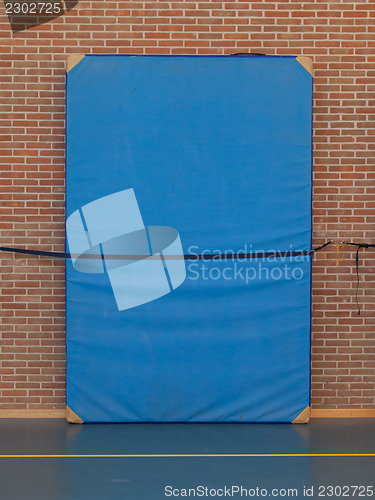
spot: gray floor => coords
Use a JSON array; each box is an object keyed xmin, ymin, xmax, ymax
[{"xmin": 0, "ymin": 419, "xmax": 374, "ymax": 499}]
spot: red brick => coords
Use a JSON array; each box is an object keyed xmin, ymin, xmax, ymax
[{"xmin": 0, "ymin": 0, "xmax": 374, "ymax": 412}]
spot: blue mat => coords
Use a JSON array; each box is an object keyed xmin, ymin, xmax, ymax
[{"xmin": 66, "ymin": 54, "xmax": 312, "ymax": 423}]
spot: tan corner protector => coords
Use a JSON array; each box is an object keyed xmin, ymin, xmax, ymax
[
  {"xmin": 292, "ymin": 406, "xmax": 311, "ymax": 424},
  {"xmin": 296, "ymin": 56, "xmax": 313, "ymax": 76},
  {"xmin": 66, "ymin": 54, "xmax": 85, "ymax": 73},
  {"xmin": 66, "ymin": 406, "xmax": 83, "ymax": 424}
]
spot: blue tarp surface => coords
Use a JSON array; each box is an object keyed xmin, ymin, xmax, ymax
[{"xmin": 66, "ymin": 55, "xmax": 312, "ymax": 422}]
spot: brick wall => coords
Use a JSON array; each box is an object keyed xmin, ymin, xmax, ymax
[{"xmin": 0, "ymin": 0, "xmax": 374, "ymax": 411}]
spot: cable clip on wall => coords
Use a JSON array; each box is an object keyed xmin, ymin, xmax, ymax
[{"xmin": 341, "ymin": 240, "xmax": 375, "ymax": 315}]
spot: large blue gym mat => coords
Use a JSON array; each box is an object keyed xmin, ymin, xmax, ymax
[{"xmin": 65, "ymin": 54, "xmax": 313, "ymax": 423}]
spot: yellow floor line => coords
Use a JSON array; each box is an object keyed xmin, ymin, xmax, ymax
[{"xmin": 0, "ymin": 453, "xmax": 374, "ymax": 458}]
